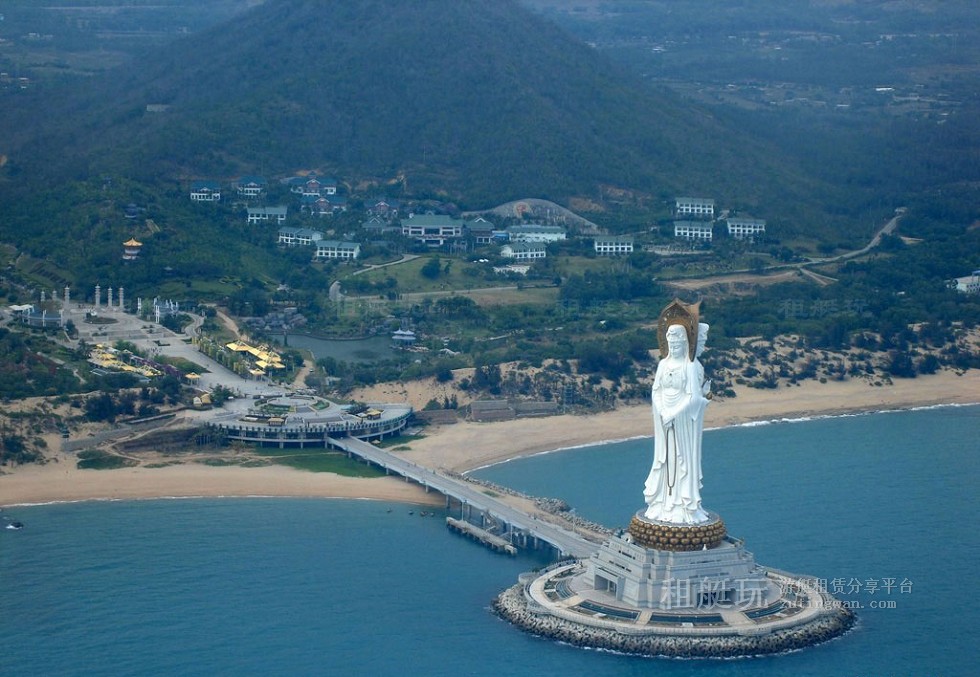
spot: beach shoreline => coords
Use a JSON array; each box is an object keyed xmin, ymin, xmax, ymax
[
  {"xmin": 1, "ymin": 369, "xmax": 977, "ymax": 508},
  {"xmin": 398, "ymin": 368, "xmax": 979, "ymax": 473}
]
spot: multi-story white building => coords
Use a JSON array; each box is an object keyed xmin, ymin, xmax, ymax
[
  {"xmin": 400, "ymin": 214, "xmax": 464, "ymax": 247},
  {"xmin": 953, "ymin": 271, "xmax": 980, "ymax": 294},
  {"xmin": 500, "ymin": 243, "xmax": 547, "ymax": 260},
  {"xmin": 278, "ymin": 227, "xmax": 323, "ymax": 246},
  {"xmin": 314, "ymin": 240, "xmax": 360, "ymax": 260},
  {"xmin": 247, "ymin": 206, "xmax": 288, "ymax": 224},
  {"xmin": 726, "ymin": 217, "xmax": 767, "ymax": 239},
  {"xmin": 506, "ymin": 224, "xmax": 566, "ymax": 243},
  {"xmin": 674, "ymin": 221, "xmax": 713, "ymax": 241},
  {"xmin": 675, "ymin": 197, "xmax": 714, "ymax": 219},
  {"xmin": 235, "ymin": 176, "xmax": 267, "ymax": 198},
  {"xmin": 190, "ymin": 181, "xmax": 221, "ymax": 202},
  {"xmin": 594, "ymin": 235, "xmax": 634, "ymax": 255}
]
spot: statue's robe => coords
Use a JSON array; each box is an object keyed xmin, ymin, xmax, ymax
[{"xmin": 643, "ymin": 356, "xmax": 709, "ymax": 524}]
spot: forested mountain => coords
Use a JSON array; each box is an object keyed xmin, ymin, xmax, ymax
[
  {"xmin": 1, "ymin": 0, "xmax": 829, "ymax": 217},
  {"xmin": 527, "ymin": 0, "xmax": 980, "ymax": 234}
]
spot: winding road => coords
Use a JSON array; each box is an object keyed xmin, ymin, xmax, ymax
[{"xmin": 669, "ymin": 209, "xmax": 905, "ymax": 292}]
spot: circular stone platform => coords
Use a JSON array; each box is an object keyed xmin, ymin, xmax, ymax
[
  {"xmin": 628, "ymin": 510, "xmax": 726, "ymax": 551},
  {"xmin": 493, "ymin": 562, "xmax": 856, "ymax": 659}
]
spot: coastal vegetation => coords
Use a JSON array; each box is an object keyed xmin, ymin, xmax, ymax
[
  {"xmin": 254, "ymin": 449, "xmax": 386, "ymax": 478},
  {"xmin": 70, "ymin": 440, "xmax": 387, "ymax": 477},
  {"xmin": 76, "ymin": 449, "xmax": 137, "ymax": 470},
  {"xmin": 0, "ymin": 1, "xmax": 976, "ymax": 464}
]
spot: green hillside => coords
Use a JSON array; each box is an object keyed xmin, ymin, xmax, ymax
[{"xmin": 1, "ymin": 0, "xmax": 831, "ymax": 216}]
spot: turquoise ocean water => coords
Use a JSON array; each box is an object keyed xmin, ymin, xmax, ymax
[{"xmin": 1, "ymin": 405, "xmax": 977, "ymax": 676}]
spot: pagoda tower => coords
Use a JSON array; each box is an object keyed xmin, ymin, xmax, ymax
[{"xmin": 122, "ymin": 238, "xmax": 143, "ymax": 261}]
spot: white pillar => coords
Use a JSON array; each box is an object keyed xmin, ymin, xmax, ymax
[
  {"xmin": 95, "ymin": 285, "xmax": 101, "ymax": 311},
  {"xmin": 119, "ymin": 287, "xmax": 125, "ymax": 312},
  {"xmin": 107, "ymin": 287, "xmax": 114, "ymax": 311}
]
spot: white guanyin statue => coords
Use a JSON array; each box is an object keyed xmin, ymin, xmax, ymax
[{"xmin": 643, "ymin": 301, "xmax": 711, "ymax": 524}]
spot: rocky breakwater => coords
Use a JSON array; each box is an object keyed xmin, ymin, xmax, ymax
[{"xmin": 492, "ymin": 581, "xmax": 855, "ymax": 659}]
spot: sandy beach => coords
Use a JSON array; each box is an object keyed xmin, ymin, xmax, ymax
[
  {"xmin": 1, "ymin": 368, "xmax": 977, "ymax": 508},
  {"xmin": 0, "ymin": 461, "xmax": 446, "ymax": 508},
  {"xmin": 400, "ymin": 368, "xmax": 980, "ymax": 472}
]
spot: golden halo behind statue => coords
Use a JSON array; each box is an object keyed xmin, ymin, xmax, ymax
[{"xmin": 657, "ymin": 298, "xmax": 700, "ymax": 360}]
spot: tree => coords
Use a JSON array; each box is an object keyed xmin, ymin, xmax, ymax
[
  {"xmin": 420, "ymin": 256, "xmax": 442, "ymax": 280},
  {"xmin": 1, "ymin": 433, "xmax": 40, "ymax": 465},
  {"xmin": 434, "ymin": 296, "xmax": 482, "ymax": 319},
  {"xmin": 156, "ymin": 375, "xmax": 183, "ymax": 405},
  {"xmin": 85, "ymin": 393, "xmax": 118, "ymax": 422},
  {"xmin": 210, "ymin": 385, "xmax": 233, "ymax": 407},
  {"xmin": 118, "ymin": 391, "xmax": 137, "ymax": 416},
  {"xmin": 917, "ymin": 354, "xmax": 940, "ymax": 375},
  {"xmin": 885, "ymin": 350, "xmax": 916, "ymax": 378}
]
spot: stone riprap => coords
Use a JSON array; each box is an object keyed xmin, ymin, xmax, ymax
[{"xmin": 492, "ymin": 579, "xmax": 855, "ymax": 658}]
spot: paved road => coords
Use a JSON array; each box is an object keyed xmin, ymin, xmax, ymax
[
  {"xmin": 804, "ymin": 210, "xmax": 904, "ymax": 265},
  {"xmin": 349, "ymin": 254, "xmax": 420, "ymax": 276},
  {"xmin": 65, "ymin": 304, "xmax": 278, "ymax": 399},
  {"xmin": 666, "ymin": 209, "xmax": 906, "ymax": 289}
]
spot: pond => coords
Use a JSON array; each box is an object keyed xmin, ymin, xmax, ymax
[{"xmin": 274, "ymin": 334, "xmax": 396, "ymax": 363}]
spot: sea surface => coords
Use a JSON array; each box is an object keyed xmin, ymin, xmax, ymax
[{"xmin": 1, "ymin": 405, "xmax": 977, "ymax": 676}]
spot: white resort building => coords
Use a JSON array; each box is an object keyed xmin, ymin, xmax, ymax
[
  {"xmin": 235, "ymin": 176, "xmax": 267, "ymax": 198},
  {"xmin": 247, "ymin": 206, "xmax": 288, "ymax": 224},
  {"xmin": 314, "ymin": 240, "xmax": 360, "ymax": 260},
  {"xmin": 953, "ymin": 271, "xmax": 980, "ymax": 294},
  {"xmin": 726, "ymin": 217, "xmax": 767, "ymax": 239},
  {"xmin": 278, "ymin": 227, "xmax": 323, "ymax": 246},
  {"xmin": 674, "ymin": 221, "xmax": 714, "ymax": 241},
  {"xmin": 500, "ymin": 243, "xmax": 547, "ymax": 260},
  {"xmin": 675, "ymin": 197, "xmax": 715, "ymax": 219},
  {"xmin": 594, "ymin": 235, "xmax": 634, "ymax": 256},
  {"xmin": 400, "ymin": 214, "xmax": 464, "ymax": 247},
  {"xmin": 190, "ymin": 181, "xmax": 221, "ymax": 202},
  {"xmin": 506, "ymin": 224, "xmax": 567, "ymax": 243}
]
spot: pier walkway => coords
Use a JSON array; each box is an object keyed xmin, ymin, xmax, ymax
[{"xmin": 327, "ymin": 436, "xmax": 601, "ymax": 559}]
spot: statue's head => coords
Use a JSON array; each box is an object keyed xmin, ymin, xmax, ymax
[
  {"xmin": 657, "ymin": 299, "xmax": 700, "ymax": 360},
  {"xmin": 666, "ymin": 324, "xmax": 689, "ymax": 359}
]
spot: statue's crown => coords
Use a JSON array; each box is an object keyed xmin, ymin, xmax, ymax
[{"xmin": 657, "ymin": 299, "xmax": 700, "ymax": 360}]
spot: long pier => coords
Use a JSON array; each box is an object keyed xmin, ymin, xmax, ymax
[{"xmin": 327, "ymin": 436, "xmax": 601, "ymax": 559}]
